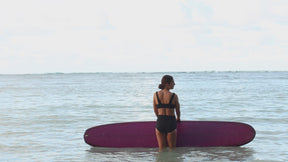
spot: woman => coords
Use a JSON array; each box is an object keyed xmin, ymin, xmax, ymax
[{"xmin": 153, "ymin": 75, "xmax": 180, "ymax": 150}]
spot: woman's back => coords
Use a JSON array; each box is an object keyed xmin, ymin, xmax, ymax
[{"xmin": 154, "ymin": 90, "xmax": 178, "ymax": 116}]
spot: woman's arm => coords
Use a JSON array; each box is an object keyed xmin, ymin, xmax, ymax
[
  {"xmin": 175, "ymin": 94, "xmax": 181, "ymax": 121},
  {"xmin": 153, "ymin": 93, "xmax": 158, "ymax": 117}
]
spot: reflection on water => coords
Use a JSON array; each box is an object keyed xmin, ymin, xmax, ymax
[{"xmin": 87, "ymin": 147, "xmax": 255, "ymax": 162}]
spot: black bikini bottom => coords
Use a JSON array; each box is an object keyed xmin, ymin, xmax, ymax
[{"xmin": 156, "ymin": 115, "xmax": 177, "ymax": 133}]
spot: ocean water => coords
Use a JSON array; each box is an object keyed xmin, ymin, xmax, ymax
[{"xmin": 0, "ymin": 72, "xmax": 287, "ymax": 161}]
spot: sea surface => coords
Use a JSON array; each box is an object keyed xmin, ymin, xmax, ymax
[{"xmin": 0, "ymin": 72, "xmax": 287, "ymax": 161}]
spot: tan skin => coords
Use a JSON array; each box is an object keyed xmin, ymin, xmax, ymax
[{"xmin": 153, "ymin": 80, "xmax": 180, "ymax": 151}]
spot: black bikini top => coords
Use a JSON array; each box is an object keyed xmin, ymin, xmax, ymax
[{"xmin": 156, "ymin": 92, "xmax": 175, "ymax": 109}]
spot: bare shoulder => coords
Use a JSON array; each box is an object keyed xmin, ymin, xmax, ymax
[
  {"xmin": 153, "ymin": 92, "xmax": 158, "ymax": 101},
  {"xmin": 154, "ymin": 91, "xmax": 159, "ymax": 97},
  {"xmin": 173, "ymin": 93, "xmax": 179, "ymax": 98}
]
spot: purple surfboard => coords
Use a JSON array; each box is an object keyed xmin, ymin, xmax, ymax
[{"xmin": 84, "ymin": 121, "xmax": 255, "ymax": 147}]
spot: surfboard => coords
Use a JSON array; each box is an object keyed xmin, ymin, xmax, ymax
[{"xmin": 84, "ymin": 121, "xmax": 255, "ymax": 148}]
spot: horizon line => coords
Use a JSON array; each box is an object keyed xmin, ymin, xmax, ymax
[{"xmin": 1, "ymin": 70, "xmax": 287, "ymax": 75}]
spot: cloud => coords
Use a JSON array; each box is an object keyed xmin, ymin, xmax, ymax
[{"xmin": 0, "ymin": 0, "xmax": 287, "ymax": 73}]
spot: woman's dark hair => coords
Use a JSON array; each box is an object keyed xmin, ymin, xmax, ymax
[{"xmin": 158, "ymin": 75, "xmax": 174, "ymax": 89}]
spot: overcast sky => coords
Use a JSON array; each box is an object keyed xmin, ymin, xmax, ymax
[{"xmin": 1, "ymin": 0, "xmax": 287, "ymax": 74}]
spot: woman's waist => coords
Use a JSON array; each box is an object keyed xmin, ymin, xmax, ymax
[
  {"xmin": 158, "ymin": 111, "xmax": 175, "ymax": 116},
  {"xmin": 157, "ymin": 115, "xmax": 176, "ymax": 119}
]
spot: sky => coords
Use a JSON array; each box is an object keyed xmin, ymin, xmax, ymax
[{"xmin": 0, "ymin": 0, "xmax": 287, "ymax": 74}]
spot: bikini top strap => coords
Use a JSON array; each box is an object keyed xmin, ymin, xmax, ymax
[
  {"xmin": 156, "ymin": 92, "xmax": 162, "ymax": 104},
  {"xmin": 169, "ymin": 93, "xmax": 175, "ymax": 105}
]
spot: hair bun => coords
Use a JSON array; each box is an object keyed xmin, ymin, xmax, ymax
[{"xmin": 158, "ymin": 84, "xmax": 165, "ymax": 89}]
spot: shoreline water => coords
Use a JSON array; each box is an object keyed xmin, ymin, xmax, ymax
[{"xmin": 1, "ymin": 72, "xmax": 287, "ymax": 161}]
